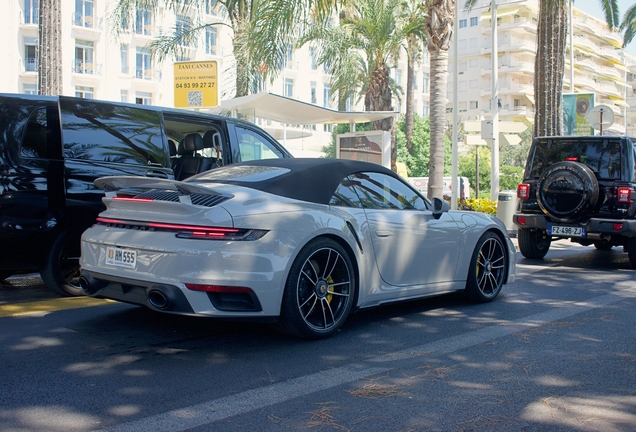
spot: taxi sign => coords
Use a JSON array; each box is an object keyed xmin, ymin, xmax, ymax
[{"xmin": 174, "ymin": 61, "xmax": 218, "ymax": 108}]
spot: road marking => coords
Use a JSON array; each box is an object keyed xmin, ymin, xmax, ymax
[
  {"xmin": 100, "ymin": 365, "xmax": 390, "ymax": 432},
  {"xmin": 101, "ymin": 287, "xmax": 636, "ymax": 432},
  {"xmin": 0, "ymin": 297, "xmax": 112, "ymax": 318}
]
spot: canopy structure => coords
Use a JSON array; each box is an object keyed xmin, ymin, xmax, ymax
[{"xmin": 220, "ymin": 92, "xmax": 397, "ymax": 126}]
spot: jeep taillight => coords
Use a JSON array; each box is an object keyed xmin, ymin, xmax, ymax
[
  {"xmin": 616, "ymin": 187, "xmax": 634, "ymax": 204},
  {"xmin": 517, "ymin": 184, "xmax": 531, "ymax": 199}
]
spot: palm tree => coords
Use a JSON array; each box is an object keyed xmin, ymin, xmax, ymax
[
  {"xmin": 300, "ymin": 0, "xmax": 417, "ymax": 169},
  {"xmin": 38, "ymin": 0, "xmax": 63, "ymax": 95},
  {"xmin": 111, "ymin": 0, "xmax": 331, "ymax": 98},
  {"xmin": 401, "ymin": 0, "xmax": 427, "ymax": 155},
  {"xmin": 620, "ymin": 3, "xmax": 636, "ymax": 48},
  {"xmin": 425, "ymin": 0, "xmax": 454, "ymax": 199}
]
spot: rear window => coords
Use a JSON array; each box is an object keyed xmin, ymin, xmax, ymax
[{"xmin": 529, "ymin": 139, "xmax": 622, "ymax": 180}]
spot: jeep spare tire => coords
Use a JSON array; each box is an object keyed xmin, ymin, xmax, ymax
[{"xmin": 537, "ymin": 161, "xmax": 599, "ymax": 223}]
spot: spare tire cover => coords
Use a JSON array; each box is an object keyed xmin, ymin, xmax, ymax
[{"xmin": 537, "ymin": 161, "xmax": 599, "ymax": 222}]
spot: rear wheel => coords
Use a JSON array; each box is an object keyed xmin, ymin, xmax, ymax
[
  {"xmin": 40, "ymin": 231, "xmax": 84, "ymax": 296},
  {"xmin": 627, "ymin": 237, "xmax": 636, "ymax": 269},
  {"xmin": 465, "ymin": 232, "xmax": 506, "ymax": 302},
  {"xmin": 275, "ymin": 238, "xmax": 355, "ymax": 339},
  {"xmin": 518, "ymin": 228, "xmax": 551, "ymax": 259}
]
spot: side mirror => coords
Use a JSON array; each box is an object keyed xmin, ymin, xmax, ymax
[{"xmin": 432, "ymin": 197, "xmax": 450, "ymax": 219}]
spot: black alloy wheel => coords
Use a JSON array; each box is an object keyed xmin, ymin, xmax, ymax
[
  {"xmin": 465, "ymin": 232, "xmax": 506, "ymax": 302},
  {"xmin": 276, "ymin": 238, "xmax": 355, "ymax": 339}
]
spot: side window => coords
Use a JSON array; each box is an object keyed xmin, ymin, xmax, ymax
[
  {"xmin": 235, "ymin": 126, "xmax": 284, "ymax": 161},
  {"xmin": 329, "ymin": 177, "xmax": 363, "ymax": 208},
  {"xmin": 21, "ymin": 108, "xmax": 48, "ymax": 159},
  {"xmin": 351, "ymin": 172, "xmax": 427, "ymax": 210},
  {"xmin": 60, "ymin": 99, "xmax": 165, "ymax": 167}
]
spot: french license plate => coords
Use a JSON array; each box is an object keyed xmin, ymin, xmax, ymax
[
  {"xmin": 549, "ymin": 225, "xmax": 586, "ymax": 237},
  {"xmin": 105, "ymin": 247, "xmax": 137, "ymax": 269}
]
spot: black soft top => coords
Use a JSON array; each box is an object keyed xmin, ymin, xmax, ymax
[{"xmin": 189, "ymin": 158, "xmax": 405, "ymax": 205}]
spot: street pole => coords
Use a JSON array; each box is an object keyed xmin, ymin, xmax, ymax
[
  {"xmin": 490, "ymin": 0, "xmax": 499, "ymax": 202},
  {"xmin": 451, "ymin": 0, "xmax": 459, "ymax": 209}
]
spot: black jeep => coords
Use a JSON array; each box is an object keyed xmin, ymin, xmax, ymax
[{"xmin": 513, "ymin": 135, "xmax": 636, "ymax": 267}]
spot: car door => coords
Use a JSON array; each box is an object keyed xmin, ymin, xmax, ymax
[{"xmin": 351, "ymin": 172, "xmax": 461, "ymax": 288}]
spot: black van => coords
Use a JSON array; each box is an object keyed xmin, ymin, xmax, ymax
[{"xmin": 0, "ymin": 94, "xmax": 292, "ymax": 295}]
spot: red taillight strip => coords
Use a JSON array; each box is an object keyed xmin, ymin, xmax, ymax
[
  {"xmin": 185, "ymin": 284, "xmax": 254, "ymax": 293},
  {"xmin": 96, "ymin": 217, "xmax": 239, "ymax": 234}
]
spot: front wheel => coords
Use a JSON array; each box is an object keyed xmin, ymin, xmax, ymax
[
  {"xmin": 40, "ymin": 231, "xmax": 84, "ymax": 296},
  {"xmin": 465, "ymin": 232, "xmax": 507, "ymax": 302},
  {"xmin": 275, "ymin": 238, "xmax": 356, "ymax": 339},
  {"xmin": 518, "ymin": 228, "xmax": 550, "ymax": 259}
]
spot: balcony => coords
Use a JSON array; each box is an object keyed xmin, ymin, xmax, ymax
[
  {"xmin": 24, "ymin": 58, "xmax": 37, "ymax": 73},
  {"xmin": 71, "ymin": 13, "xmax": 102, "ymax": 29},
  {"xmin": 72, "ymin": 60, "xmax": 102, "ymax": 76},
  {"xmin": 135, "ymin": 68, "xmax": 162, "ymax": 81}
]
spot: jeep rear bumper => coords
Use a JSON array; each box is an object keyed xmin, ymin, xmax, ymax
[{"xmin": 513, "ymin": 214, "xmax": 636, "ymax": 238}]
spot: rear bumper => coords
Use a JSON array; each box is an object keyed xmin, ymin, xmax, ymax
[{"xmin": 513, "ymin": 213, "xmax": 636, "ymax": 238}]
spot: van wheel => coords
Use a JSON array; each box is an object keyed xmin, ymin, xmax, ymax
[{"xmin": 40, "ymin": 232, "xmax": 84, "ymax": 296}]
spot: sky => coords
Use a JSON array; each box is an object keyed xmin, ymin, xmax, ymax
[{"xmin": 575, "ymin": 0, "xmax": 636, "ymax": 55}]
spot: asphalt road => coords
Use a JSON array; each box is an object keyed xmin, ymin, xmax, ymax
[{"xmin": 1, "ymin": 240, "xmax": 635, "ymax": 431}]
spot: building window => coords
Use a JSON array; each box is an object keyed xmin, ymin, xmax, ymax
[
  {"xmin": 74, "ymin": 0, "xmax": 94, "ymax": 28},
  {"xmin": 135, "ymin": 6, "xmax": 152, "ymax": 35},
  {"xmin": 74, "ymin": 40, "xmax": 94, "ymax": 74},
  {"xmin": 205, "ymin": 27, "xmax": 217, "ymax": 55},
  {"xmin": 469, "ymin": 38, "xmax": 478, "ymax": 49},
  {"xmin": 120, "ymin": 44, "xmax": 128, "ymax": 74},
  {"xmin": 24, "ymin": 0, "xmax": 39, "ymax": 24},
  {"xmin": 459, "ymin": 101, "xmax": 467, "ymax": 112},
  {"xmin": 470, "ymin": 100, "xmax": 478, "ymax": 109},
  {"xmin": 310, "ymin": 81, "xmax": 317, "ymax": 104},
  {"xmin": 135, "ymin": 92, "xmax": 152, "ymax": 105},
  {"xmin": 205, "ymin": 0, "xmax": 217, "ymax": 15},
  {"xmin": 310, "ymin": 47, "xmax": 318, "ymax": 70},
  {"xmin": 136, "ymin": 48, "xmax": 151, "ymax": 79},
  {"xmin": 422, "ymin": 101, "xmax": 429, "ymax": 117},
  {"xmin": 459, "ymin": 39, "xmax": 467, "ymax": 50},
  {"xmin": 24, "ymin": 37, "xmax": 37, "ymax": 72},
  {"xmin": 469, "ymin": 79, "xmax": 477, "ymax": 89},
  {"xmin": 414, "ymin": 72, "xmax": 418, "ymax": 90},
  {"xmin": 459, "ymin": 61, "xmax": 467, "ymax": 72},
  {"xmin": 459, "ymin": 81, "xmax": 467, "ymax": 92},
  {"xmin": 23, "ymin": 83, "xmax": 37, "ymax": 94},
  {"xmin": 459, "ymin": 19, "xmax": 467, "ymax": 28},
  {"xmin": 422, "ymin": 73, "xmax": 429, "ymax": 93},
  {"xmin": 121, "ymin": 90, "xmax": 128, "ymax": 102},
  {"xmin": 469, "ymin": 58, "xmax": 478, "ymax": 68},
  {"xmin": 323, "ymin": 84, "xmax": 332, "ymax": 108},
  {"xmin": 470, "ymin": 17, "xmax": 478, "ymax": 26},
  {"xmin": 395, "ymin": 69, "xmax": 402, "ymax": 86},
  {"xmin": 284, "ymin": 78, "xmax": 293, "ymax": 98},
  {"xmin": 285, "ymin": 44, "xmax": 294, "ymax": 69},
  {"xmin": 176, "ymin": 15, "xmax": 191, "ymax": 47},
  {"xmin": 75, "ymin": 86, "xmax": 94, "ymax": 99}
]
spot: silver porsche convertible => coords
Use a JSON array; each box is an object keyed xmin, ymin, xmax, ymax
[{"xmin": 80, "ymin": 158, "xmax": 516, "ymax": 339}]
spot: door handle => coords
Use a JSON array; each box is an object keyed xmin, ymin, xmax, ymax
[{"xmin": 375, "ymin": 230, "xmax": 394, "ymax": 237}]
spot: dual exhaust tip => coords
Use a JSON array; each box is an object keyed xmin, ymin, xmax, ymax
[{"xmin": 79, "ymin": 273, "xmax": 173, "ymax": 310}]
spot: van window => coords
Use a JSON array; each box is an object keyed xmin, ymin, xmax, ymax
[
  {"xmin": 21, "ymin": 108, "xmax": 48, "ymax": 159},
  {"xmin": 235, "ymin": 126, "xmax": 284, "ymax": 161},
  {"xmin": 60, "ymin": 99, "xmax": 166, "ymax": 167}
]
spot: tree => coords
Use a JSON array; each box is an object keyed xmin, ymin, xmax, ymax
[
  {"xmin": 111, "ymin": 0, "xmax": 329, "ymax": 98},
  {"xmin": 300, "ymin": 0, "xmax": 418, "ymax": 170},
  {"xmin": 38, "ymin": 0, "xmax": 63, "ymax": 95},
  {"xmin": 425, "ymin": 0, "xmax": 455, "ymax": 199},
  {"xmin": 621, "ymin": 3, "xmax": 636, "ymax": 47}
]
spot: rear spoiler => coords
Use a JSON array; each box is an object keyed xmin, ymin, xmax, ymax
[{"xmin": 94, "ymin": 176, "xmax": 222, "ymax": 198}]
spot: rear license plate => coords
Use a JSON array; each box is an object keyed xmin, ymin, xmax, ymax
[
  {"xmin": 549, "ymin": 225, "xmax": 585, "ymax": 237},
  {"xmin": 105, "ymin": 247, "xmax": 137, "ymax": 269}
]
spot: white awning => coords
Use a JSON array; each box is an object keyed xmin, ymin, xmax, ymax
[
  {"xmin": 480, "ymin": 8, "xmax": 519, "ymax": 20},
  {"xmin": 220, "ymin": 92, "xmax": 397, "ymax": 125}
]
